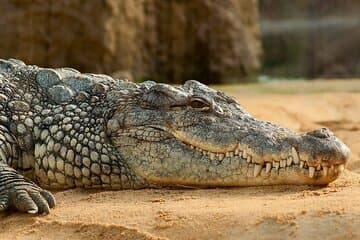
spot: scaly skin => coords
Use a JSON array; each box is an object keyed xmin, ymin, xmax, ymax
[{"xmin": 0, "ymin": 59, "xmax": 350, "ymax": 214}]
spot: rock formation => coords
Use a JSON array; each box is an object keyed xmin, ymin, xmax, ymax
[{"xmin": 0, "ymin": 0, "xmax": 262, "ymax": 84}]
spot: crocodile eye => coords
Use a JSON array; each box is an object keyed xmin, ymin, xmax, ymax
[{"xmin": 189, "ymin": 97, "xmax": 210, "ymax": 111}]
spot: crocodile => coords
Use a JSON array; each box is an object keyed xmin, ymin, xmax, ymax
[{"xmin": 0, "ymin": 59, "xmax": 350, "ymax": 214}]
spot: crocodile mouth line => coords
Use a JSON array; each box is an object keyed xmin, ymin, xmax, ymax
[
  {"xmin": 179, "ymin": 140, "xmax": 345, "ymax": 179},
  {"xmin": 116, "ymin": 126, "xmax": 345, "ymax": 179}
]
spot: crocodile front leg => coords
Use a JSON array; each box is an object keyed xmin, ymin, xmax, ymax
[
  {"xmin": 0, "ymin": 163, "xmax": 55, "ymax": 214},
  {"xmin": 0, "ymin": 126, "xmax": 55, "ymax": 214}
]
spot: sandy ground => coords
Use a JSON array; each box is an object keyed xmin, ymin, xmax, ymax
[{"xmin": 1, "ymin": 80, "xmax": 359, "ymax": 240}]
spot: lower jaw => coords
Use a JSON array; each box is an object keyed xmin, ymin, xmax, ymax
[
  {"xmin": 145, "ymin": 166, "xmax": 343, "ymax": 187},
  {"xmin": 223, "ymin": 168, "xmax": 341, "ymax": 186}
]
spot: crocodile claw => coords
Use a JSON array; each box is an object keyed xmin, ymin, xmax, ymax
[{"xmin": 0, "ymin": 185, "xmax": 56, "ymax": 215}]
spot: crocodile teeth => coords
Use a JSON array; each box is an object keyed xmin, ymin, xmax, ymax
[
  {"xmin": 246, "ymin": 156, "xmax": 251, "ymax": 163},
  {"xmin": 300, "ymin": 161, "xmax": 304, "ymax": 169},
  {"xmin": 280, "ymin": 160, "xmax": 286, "ymax": 168},
  {"xmin": 316, "ymin": 165, "xmax": 321, "ymax": 171},
  {"xmin": 274, "ymin": 161, "xmax": 280, "ymax": 170},
  {"xmin": 254, "ymin": 164, "xmax": 262, "ymax": 177},
  {"xmin": 287, "ymin": 156, "xmax": 293, "ymax": 166},
  {"xmin": 292, "ymin": 147, "xmax": 300, "ymax": 164},
  {"xmin": 309, "ymin": 167, "xmax": 315, "ymax": 178},
  {"xmin": 242, "ymin": 150, "xmax": 247, "ymax": 158},
  {"xmin": 218, "ymin": 153, "xmax": 224, "ymax": 161},
  {"xmin": 210, "ymin": 152, "xmax": 216, "ymax": 160},
  {"xmin": 266, "ymin": 163, "xmax": 272, "ymax": 173},
  {"xmin": 235, "ymin": 149, "xmax": 240, "ymax": 155},
  {"xmin": 323, "ymin": 166, "xmax": 328, "ymax": 176}
]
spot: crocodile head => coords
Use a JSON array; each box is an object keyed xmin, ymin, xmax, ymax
[{"xmin": 108, "ymin": 80, "xmax": 350, "ymax": 187}]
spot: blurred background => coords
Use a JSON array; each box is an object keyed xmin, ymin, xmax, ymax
[
  {"xmin": 0, "ymin": 0, "xmax": 359, "ymax": 83},
  {"xmin": 260, "ymin": 0, "xmax": 360, "ymax": 80}
]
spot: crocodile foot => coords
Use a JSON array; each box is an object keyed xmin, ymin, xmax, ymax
[{"xmin": 0, "ymin": 176, "xmax": 56, "ymax": 214}]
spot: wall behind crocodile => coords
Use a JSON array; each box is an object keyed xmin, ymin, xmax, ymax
[
  {"xmin": 0, "ymin": 0, "xmax": 262, "ymax": 84},
  {"xmin": 259, "ymin": 0, "xmax": 360, "ymax": 78}
]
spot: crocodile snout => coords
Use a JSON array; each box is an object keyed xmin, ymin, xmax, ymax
[
  {"xmin": 306, "ymin": 127, "xmax": 334, "ymax": 139},
  {"xmin": 298, "ymin": 127, "xmax": 350, "ymax": 168}
]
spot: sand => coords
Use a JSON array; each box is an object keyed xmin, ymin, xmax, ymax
[{"xmin": 1, "ymin": 80, "xmax": 359, "ymax": 240}]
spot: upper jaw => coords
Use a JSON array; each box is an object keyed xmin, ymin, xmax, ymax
[
  {"xmin": 237, "ymin": 131, "xmax": 350, "ymax": 179},
  {"xmin": 294, "ymin": 133, "xmax": 350, "ymax": 169},
  {"xmin": 177, "ymin": 136, "xmax": 347, "ymax": 180},
  {"xmin": 171, "ymin": 127, "xmax": 349, "ymax": 179},
  {"xmin": 117, "ymin": 122, "xmax": 350, "ymax": 180}
]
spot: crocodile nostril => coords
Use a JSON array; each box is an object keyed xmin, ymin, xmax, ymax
[{"xmin": 307, "ymin": 128, "xmax": 334, "ymax": 139}]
